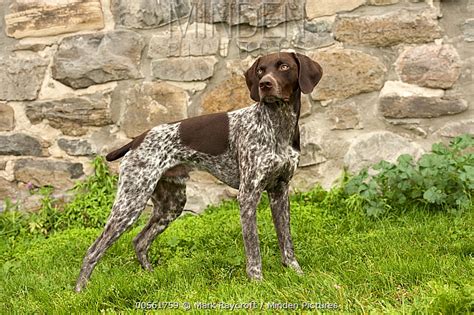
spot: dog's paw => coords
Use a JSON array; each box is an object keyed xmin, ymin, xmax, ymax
[
  {"xmin": 249, "ymin": 273, "xmax": 264, "ymax": 281},
  {"xmin": 247, "ymin": 266, "xmax": 263, "ymax": 281},
  {"xmin": 286, "ymin": 260, "xmax": 304, "ymax": 275}
]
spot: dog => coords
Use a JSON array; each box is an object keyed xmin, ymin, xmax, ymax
[{"xmin": 75, "ymin": 52, "xmax": 322, "ymax": 292}]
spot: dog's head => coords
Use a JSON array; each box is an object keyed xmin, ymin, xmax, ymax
[{"xmin": 244, "ymin": 52, "xmax": 323, "ymax": 104}]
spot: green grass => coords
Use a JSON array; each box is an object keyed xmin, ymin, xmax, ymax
[{"xmin": 1, "ymin": 192, "xmax": 473, "ymax": 313}]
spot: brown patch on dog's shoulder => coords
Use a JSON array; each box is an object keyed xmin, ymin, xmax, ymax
[{"xmin": 179, "ymin": 112, "xmax": 229, "ymax": 156}]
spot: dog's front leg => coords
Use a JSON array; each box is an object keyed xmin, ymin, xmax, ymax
[
  {"xmin": 268, "ymin": 182, "xmax": 302, "ymax": 274},
  {"xmin": 238, "ymin": 183, "xmax": 264, "ymax": 280}
]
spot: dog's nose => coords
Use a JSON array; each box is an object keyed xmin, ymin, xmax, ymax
[{"xmin": 259, "ymin": 78, "xmax": 273, "ymax": 90}]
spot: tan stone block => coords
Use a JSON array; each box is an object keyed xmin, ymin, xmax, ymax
[
  {"xmin": 0, "ymin": 103, "xmax": 15, "ymax": 131},
  {"xmin": 368, "ymin": 0, "xmax": 399, "ymax": 5},
  {"xmin": 201, "ymin": 75, "xmax": 253, "ymax": 114},
  {"xmin": 306, "ymin": 0, "xmax": 365, "ymax": 19},
  {"xmin": 5, "ymin": 0, "xmax": 104, "ymax": 39},
  {"xmin": 309, "ymin": 48, "xmax": 386, "ymax": 101},
  {"xmin": 395, "ymin": 44, "xmax": 461, "ymax": 89},
  {"xmin": 333, "ymin": 5, "xmax": 442, "ymax": 47}
]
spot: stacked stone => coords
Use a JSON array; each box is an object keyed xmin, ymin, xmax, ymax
[{"xmin": 0, "ymin": 0, "xmax": 472, "ymax": 212}]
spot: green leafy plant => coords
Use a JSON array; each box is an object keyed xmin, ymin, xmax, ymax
[
  {"xmin": 59, "ymin": 156, "xmax": 117, "ymax": 230},
  {"xmin": 345, "ymin": 134, "xmax": 474, "ymax": 216}
]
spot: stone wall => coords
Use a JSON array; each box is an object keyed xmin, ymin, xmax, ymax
[{"xmin": 0, "ymin": 0, "xmax": 473, "ymax": 212}]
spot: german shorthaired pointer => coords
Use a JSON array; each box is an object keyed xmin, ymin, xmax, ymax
[{"xmin": 75, "ymin": 52, "xmax": 322, "ymax": 292}]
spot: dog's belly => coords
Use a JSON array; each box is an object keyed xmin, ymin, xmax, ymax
[
  {"xmin": 207, "ymin": 164, "xmax": 240, "ymax": 189},
  {"xmin": 190, "ymin": 151, "xmax": 241, "ymax": 189}
]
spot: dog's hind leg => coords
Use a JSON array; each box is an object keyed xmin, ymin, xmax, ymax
[
  {"xmin": 74, "ymin": 161, "xmax": 165, "ymax": 292},
  {"xmin": 133, "ymin": 177, "xmax": 186, "ymax": 271}
]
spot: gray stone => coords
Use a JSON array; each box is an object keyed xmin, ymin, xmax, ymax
[
  {"xmin": 5, "ymin": 0, "xmax": 104, "ymax": 39},
  {"xmin": 88, "ymin": 127, "xmax": 121, "ymax": 156},
  {"xmin": 193, "ymin": 0, "xmax": 304, "ymax": 27},
  {"xmin": 309, "ymin": 49, "xmax": 386, "ymax": 101},
  {"xmin": 237, "ymin": 38, "xmax": 291, "ymax": 53},
  {"xmin": 435, "ymin": 120, "xmax": 474, "ymax": 138},
  {"xmin": 292, "ymin": 29, "xmax": 334, "ymax": 50},
  {"xmin": 0, "ymin": 52, "xmax": 48, "ymax": 101},
  {"xmin": 333, "ymin": 5, "xmax": 442, "ymax": 47},
  {"xmin": 462, "ymin": 18, "xmax": 474, "ymax": 42},
  {"xmin": 344, "ymin": 131, "xmax": 424, "ymax": 173},
  {"xmin": 0, "ymin": 177, "xmax": 18, "ymax": 201},
  {"xmin": 13, "ymin": 42, "xmax": 48, "ymax": 52},
  {"xmin": 299, "ymin": 121, "xmax": 328, "ymax": 167},
  {"xmin": 0, "ymin": 103, "xmax": 15, "ymax": 131},
  {"xmin": 25, "ymin": 92, "xmax": 113, "ymax": 136},
  {"xmin": 0, "ymin": 134, "xmax": 46, "ymax": 157},
  {"xmin": 381, "ymin": 97, "xmax": 468, "ymax": 119},
  {"xmin": 379, "ymin": 81, "xmax": 468, "ymax": 118},
  {"xmin": 0, "ymin": 3, "xmax": 16, "ymax": 55},
  {"xmin": 113, "ymin": 81, "xmax": 188, "ymax": 138},
  {"xmin": 304, "ymin": 18, "xmax": 333, "ymax": 33},
  {"xmin": 111, "ymin": 0, "xmax": 191, "ymax": 29},
  {"xmin": 292, "ymin": 160, "xmax": 344, "ymax": 191},
  {"xmin": 52, "ymin": 30, "xmax": 144, "ymax": 89},
  {"xmin": 148, "ymin": 26, "xmax": 221, "ymax": 58},
  {"xmin": 57, "ymin": 139, "xmax": 94, "ymax": 156},
  {"xmin": 395, "ymin": 44, "xmax": 461, "ymax": 89},
  {"xmin": 14, "ymin": 159, "xmax": 84, "ymax": 189},
  {"xmin": 151, "ymin": 57, "xmax": 218, "ymax": 82},
  {"xmin": 300, "ymin": 95, "xmax": 312, "ymax": 118},
  {"xmin": 3, "ymin": 191, "xmax": 75, "ymax": 212},
  {"xmin": 235, "ymin": 23, "xmax": 293, "ymax": 53},
  {"xmin": 185, "ymin": 171, "xmax": 238, "ymax": 214},
  {"xmin": 327, "ymin": 101, "xmax": 363, "ymax": 130},
  {"xmin": 292, "ymin": 18, "xmax": 335, "ymax": 50}
]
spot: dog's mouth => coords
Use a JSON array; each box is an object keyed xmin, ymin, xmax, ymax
[{"xmin": 260, "ymin": 94, "xmax": 290, "ymax": 104}]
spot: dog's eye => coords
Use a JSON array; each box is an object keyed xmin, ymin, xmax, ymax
[
  {"xmin": 256, "ymin": 68, "xmax": 264, "ymax": 75},
  {"xmin": 280, "ymin": 64, "xmax": 289, "ymax": 71}
]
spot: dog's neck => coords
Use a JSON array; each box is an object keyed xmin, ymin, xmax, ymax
[{"xmin": 258, "ymin": 89, "xmax": 302, "ymax": 150}]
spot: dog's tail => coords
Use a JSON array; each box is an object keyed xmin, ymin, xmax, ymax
[
  {"xmin": 105, "ymin": 141, "xmax": 133, "ymax": 161},
  {"xmin": 105, "ymin": 130, "xmax": 150, "ymax": 162}
]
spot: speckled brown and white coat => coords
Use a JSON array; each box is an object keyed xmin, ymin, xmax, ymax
[{"xmin": 75, "ymin": 52, "xmax": 323, "ymax": 292}]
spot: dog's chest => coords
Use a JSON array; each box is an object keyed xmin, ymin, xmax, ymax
[{"xmin": 261, "ymin": 145, "xmax": 300, "ymax": 185}]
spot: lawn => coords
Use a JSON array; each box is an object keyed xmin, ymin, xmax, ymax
[
  {"xmin": 1, "ymin": 191, "xmax": 472, "ymax": 313},
  {"xmin": 1, "ymin": 135, "xmax": 473, "ymax": 313}
]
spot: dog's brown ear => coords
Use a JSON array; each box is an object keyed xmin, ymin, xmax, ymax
[
  {"xmin": 244, "ymin": 57, "xmax": 261, "ymax": 102},
  {"xmin": 293, "ymin": 53, "xmax": 323, "ymax": 94}
]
